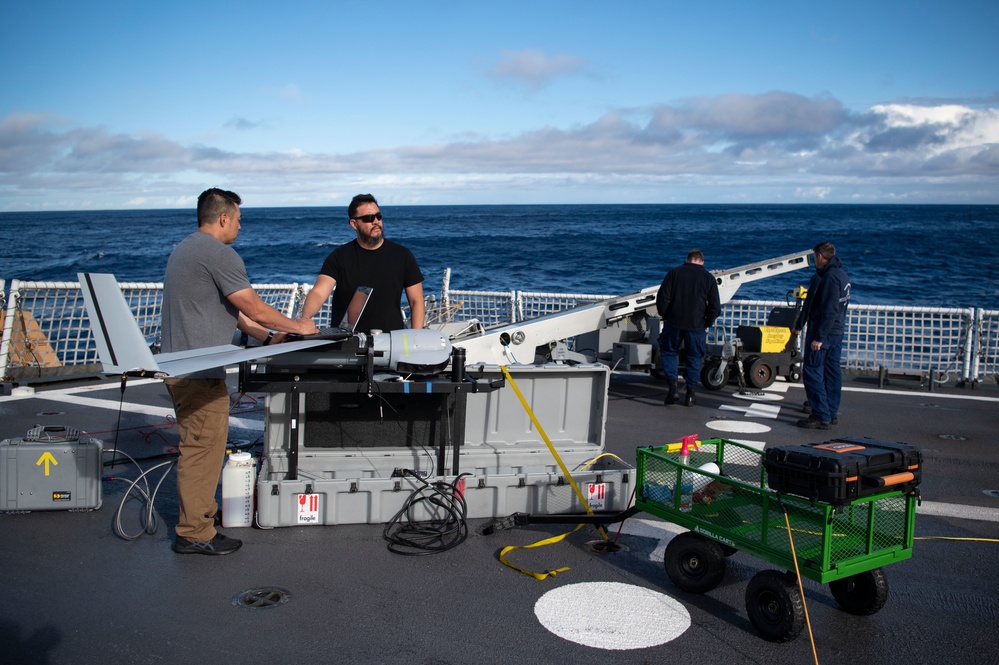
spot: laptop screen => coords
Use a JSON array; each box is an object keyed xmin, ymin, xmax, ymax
[{"xmin": 341, "ymin": 286, "xmax": 373, "ymax": 332}]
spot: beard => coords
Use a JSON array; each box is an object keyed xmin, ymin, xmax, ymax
[{"xmin": 356, "ymin": 224, "xmax": 383, "ymax": 248}]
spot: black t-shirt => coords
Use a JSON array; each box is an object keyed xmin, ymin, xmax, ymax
[{"xmin": 319, "ymin": 239, "xmax": 424, "ymax": 332}]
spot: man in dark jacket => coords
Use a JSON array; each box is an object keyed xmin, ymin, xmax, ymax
[
  {"xmin": 793, "ymin": 241, "xmax": 851, "ymax": 429},
  {"xmin": 656, "ymin": 249, "xmax": 722, "ymax": 406}
]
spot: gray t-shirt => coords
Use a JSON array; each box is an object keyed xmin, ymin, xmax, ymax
[{"xmin": 161, "ymin": 230, "xmax": 252, "ymax": 378}]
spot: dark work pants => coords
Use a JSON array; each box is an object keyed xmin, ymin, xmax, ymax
[
  {"xmin": 658, "ymin": 324, "xmax": 707, "ymax": 389},
  {"xmin": 802, "ymin": 333, "xmax": 844, "ymax": 423}
]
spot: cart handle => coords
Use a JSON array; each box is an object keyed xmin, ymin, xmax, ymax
[{"xmin": 872, "ymin": 471, "xmax": 915, "ymax": 488}]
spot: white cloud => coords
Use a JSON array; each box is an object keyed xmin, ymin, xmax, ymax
[
  {"xmin": 795, "ymin": 187, "xmax": 832, "ymax": 199},
  {"xmin": 1, "ymin": 92, "xmax": 997, "ymax": 209},
  {"xmin": 490, "ymin": 49, "xmax": 589, "ymax": 91},
  {"xmin": 226, "ymin": 116, "xmax": 261, "ymax": 131}
]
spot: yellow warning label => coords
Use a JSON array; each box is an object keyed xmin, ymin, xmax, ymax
[{"xmin": 757, "ymin": 326, "xmax": 792, "ymax": 353}]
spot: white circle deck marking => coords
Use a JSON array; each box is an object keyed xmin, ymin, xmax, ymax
[
  {"xmin": 731, "ymin": 392, "xmax": 784, "ymax": 402},
  {"xmin": 706, "ymin": 420, "xmax": 772, "ymax": 434},
  {"xmin": 535, "ymin": 581, "xmax": 690, "ymax": 650}
]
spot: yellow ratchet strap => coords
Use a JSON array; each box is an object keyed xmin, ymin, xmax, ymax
[
  {"xmin": 499, "ymin": 524, "xmax": 585, "ymax": 580},
  {"xmin": 497, "ymin": 366, "xmax": 609, "ymax": 580}
]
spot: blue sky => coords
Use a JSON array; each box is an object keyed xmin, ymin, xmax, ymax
[{"xmin": 1, "ymin": 0, "xmax": 997, "ymax": 210}]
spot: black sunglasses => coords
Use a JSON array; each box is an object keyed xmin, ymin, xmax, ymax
[{"xmin": 352, "ymin": 212, "xmax": 383, "ymax": 224}]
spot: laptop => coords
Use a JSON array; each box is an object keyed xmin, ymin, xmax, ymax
[
  {"xmin": 341, "ymin": 285, "xmax": 373, "ymax": 332},
  {"xmin": 304, "ymin": 286, "xmax": 373, "ymax": 340}
]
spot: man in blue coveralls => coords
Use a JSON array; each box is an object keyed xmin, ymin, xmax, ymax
[{"xmin": 794, "ymin": 241, "xmax": 851, "ymax": 429}]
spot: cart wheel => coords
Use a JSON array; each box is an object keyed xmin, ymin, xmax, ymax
[
  {"xmin": 786, "ymin": 369, "xmax": 801, "ymax": 383},
  {"xmin": 744, "ymin": 357, "xmax": 776, "ymax": 389},
  {"xmin": 829, "ymin": 568, "xmax": 889, "ymax": 615},
  {"xmin": 700, "ymin": 358, "xmax": 729, "ymax": 391},
  {"xmin": 664, "ymin": 532, "xmax": 727, "ymax": 593},
  {"xmin": 745, "ymin": 570, "xmax": 806, "ymax": 643}
]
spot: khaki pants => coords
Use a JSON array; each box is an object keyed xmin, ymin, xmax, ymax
[{"xmin": 164, "ymin": 378, "xmax": 230, "ymax": 542}]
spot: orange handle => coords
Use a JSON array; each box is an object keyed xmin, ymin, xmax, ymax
[{"xmin": 875, "ymin": 471, "xmax": 915, "ymax": 487}]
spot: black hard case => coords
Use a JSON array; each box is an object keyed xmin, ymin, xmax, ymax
[{"xmin": 763, "ymin": 437, "xmax": 922, "ymax": 504}]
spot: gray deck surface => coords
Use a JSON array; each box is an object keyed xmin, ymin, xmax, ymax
[{"xmin": 1, "ymin": 369, "xmax": 997, "ymax": 665}]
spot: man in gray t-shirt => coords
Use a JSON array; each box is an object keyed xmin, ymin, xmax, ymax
[
  {"xmin": 162, "ymin": 188, "xmax": 317, "ymax": 556},
  {"xmin": 162, "ymin": 231, "xmax": 251, "ymax": 379}
]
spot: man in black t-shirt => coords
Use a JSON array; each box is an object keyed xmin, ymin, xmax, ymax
[{"xmin": 300, "ymin": 194, "xmax": 425, "ymax": 332}]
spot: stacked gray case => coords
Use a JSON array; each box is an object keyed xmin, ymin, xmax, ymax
[{"xmin": 255, "ymin": 363, "xmax": 633, "ymax": 526}]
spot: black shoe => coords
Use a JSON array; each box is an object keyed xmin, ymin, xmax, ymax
[
  {"xmin": 684, "ymin": 389, "xmax": 696, "ymax": 407},
  {"xmin": 830, "ymin": 418, "xmax": 838, "ymax": 425},
  {"xmin": 664, "ymin": 380, "xmax": 679, "ymax": 406},
  {"xmin": 802, "ymin": 401, "xmax": 812, "ymax": 415},
  {"xmin": 796, "ymin": 417, "xmax": 830, "ymax": 430},
  {"xmin": 173, "ymin": 533, "xmax": 242, "ymax": 556}
]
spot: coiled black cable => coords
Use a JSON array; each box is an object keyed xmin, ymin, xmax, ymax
[{"xmin": 382, "ymin": 472, "xmax": 471, "ymax": 555}]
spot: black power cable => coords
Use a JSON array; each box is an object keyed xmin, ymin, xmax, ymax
[{"xmin": 382, "ymin": 472, "xmax": 471, "ymax": 555}]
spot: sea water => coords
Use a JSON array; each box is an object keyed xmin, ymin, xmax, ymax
[{"xmin": 2, "ymin": 204, "xmax": 997, "ymax": 309}]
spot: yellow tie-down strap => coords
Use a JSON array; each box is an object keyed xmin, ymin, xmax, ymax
[
  {"xmin": 499, "ymin": 524, "xmax": 585, "ymax": 580},
  {"xmin": 497, "ymin": 366, "xmax": 609, "ymax": 580}
]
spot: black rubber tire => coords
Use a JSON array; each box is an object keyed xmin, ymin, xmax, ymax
[
  {"xmin": 700, "ymin": 358, "xmax": 728, "ymax": 391},
  {"xmin": 786, "ymin": 360, "xmax": 802, "ymax": 383},
  {"xmin": 744, "ymin": 356, "xmax": 776, "ymax": 389},
  {"xmin": 664, "ymin": 532, "xmax": 727, "ymax": 593},
  {"xmin": 829, "ymin": 568, "xmax": 889, "ymax": 616},
  {"xmin": 745, "ymin": 570, "xmax": 806, "ymax": 643}
]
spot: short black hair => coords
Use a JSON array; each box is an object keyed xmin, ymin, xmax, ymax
[
  {"xmin": 197, "ymin": 188, "xmax": 241, "ymax": 227},
  {"xmin": 686, "ymin": 249, "xmax": 704, "ymax": 263},
  {"xmin": 348, "ymin": 193, "xmax": 378, "ymax": 219}
]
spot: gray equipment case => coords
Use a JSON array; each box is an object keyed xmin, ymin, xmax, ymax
[
  {"xmin": 1, "ymin": 425, "xmax": 103, "ymax": 512},
  {"xmin": 253, "ymin": 362, "xmax": 633, "ymax": 526}
]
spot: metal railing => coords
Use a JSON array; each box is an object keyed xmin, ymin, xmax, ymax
[
  {"xmin": 975, "ymin": 309, "xmax": 999, "ymax": 380},
  {"xmin": 0, "ymin": 280, "xmax": 299, "ymax": 381},
  {"xmin": 518, "ymin": 291, "xmax": 616, "ymax": 321},
  {"xmin": 709, "ymin": 300, "xmax": 974, "ymax": 382},
  {"xmin": 1, "ymin": 278, "xmax": 996, "ymax": 384}
]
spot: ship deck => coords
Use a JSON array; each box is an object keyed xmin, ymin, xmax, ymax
[{"xmin": 1, "ymin": 370, "xmax": 997, "ymax": 665}]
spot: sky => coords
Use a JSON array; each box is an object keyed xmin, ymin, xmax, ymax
[{"xmin": 1, "ymin": 0, "xmax": 997, "ymax": 211}]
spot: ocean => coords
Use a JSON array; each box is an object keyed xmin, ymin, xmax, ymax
[{"xmin": 2, "ymin": 204, "xmax": 997, "ymax": 309}]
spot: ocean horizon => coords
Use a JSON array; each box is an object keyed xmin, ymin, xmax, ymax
[{"xmin": 2, "ymin": 203, "xmax": 997, "ymax": 309}]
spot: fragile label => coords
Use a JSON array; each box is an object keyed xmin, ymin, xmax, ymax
[
  {"xmin": 296, "ymin": 493, "xmax": 321, "ymax": 524},
  {"xmin": 587, "ymin": 483, "xmax": 606, "ymax": 510}
]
